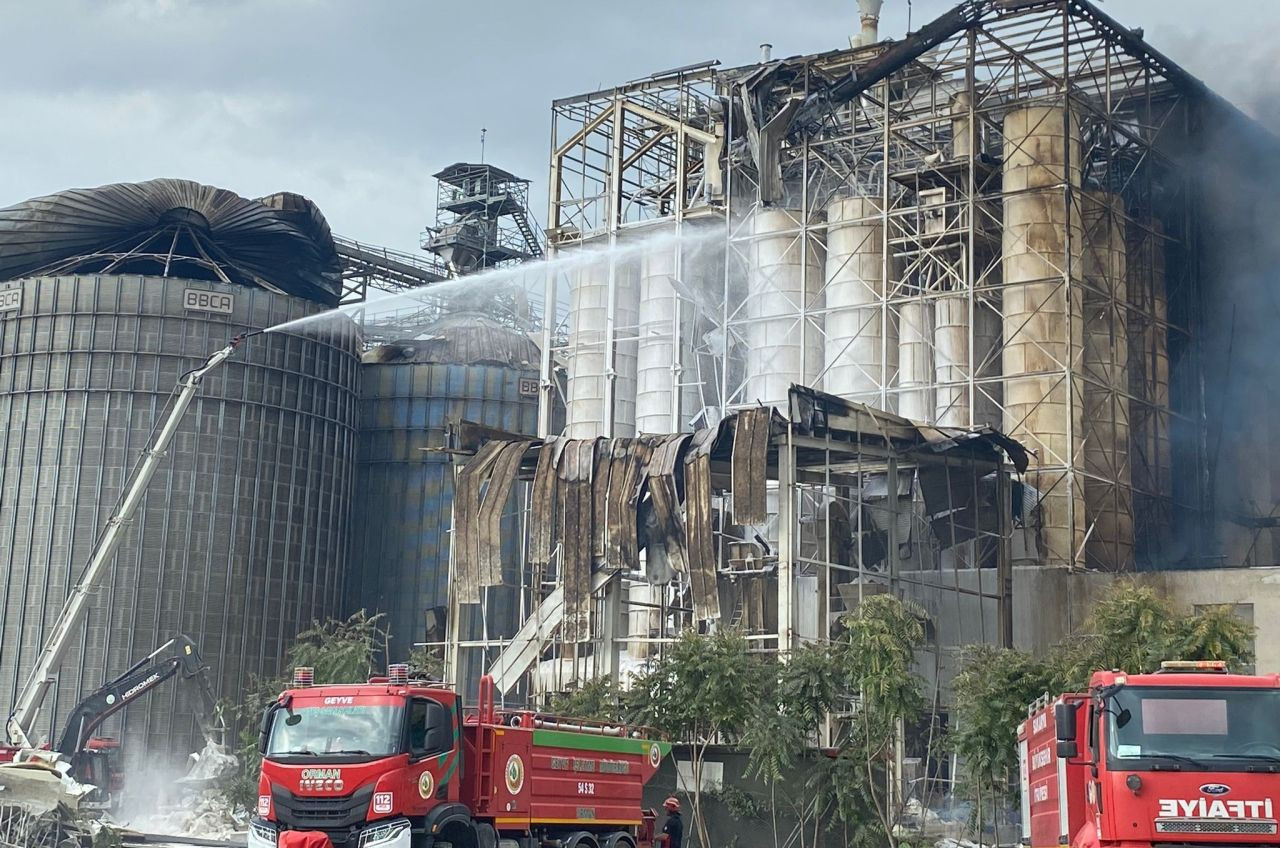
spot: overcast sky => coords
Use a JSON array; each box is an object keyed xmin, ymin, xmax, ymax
[{"xmin": 0, "ymin": 0, "xmax": 1275, "ymax": 252}]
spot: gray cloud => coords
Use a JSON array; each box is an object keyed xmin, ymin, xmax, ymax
[{"xmin": 0, "ymin": 0, "xmax": 1274, "ymax": 251}]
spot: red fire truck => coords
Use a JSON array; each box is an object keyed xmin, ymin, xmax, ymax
[
  {"xmin": 1018, "ymin": 660, "xmax": 1280, "ymax": 848},
  {"xmin": 249, "ymin": 667, "xmax": 670, "ymax": 848}
]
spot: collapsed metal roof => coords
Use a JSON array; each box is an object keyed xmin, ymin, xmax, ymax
[{"xmin": 0, "ymin": 178, "xmax": 344, "ymax": 306}]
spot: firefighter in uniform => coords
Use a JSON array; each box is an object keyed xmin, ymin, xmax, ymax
[{"xmin": 656, "ymin": 796, "xmax": 683, "ymax": 848}]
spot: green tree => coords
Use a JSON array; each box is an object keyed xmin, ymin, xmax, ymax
[
  {"xmin": 950, "ymin": 646, "xmax": 1058, "ymax": 830},
  {"xmin": 218, "ymin": 611, "xmax": 387, "ymax": 809},
  {"xmin": 951, "ymin": 580, "xmax": 1257, "ymax": 834},
  {"xmin": 1168, "ymin": 603, "xmax": 1255, "ymax": 667},
  {"xmin": 407, "ymin": 644, "xmax": 444, "ymax": 681},
  {"xmin": 743, "ymin": 595, "xmax": 927, "ymax": 848},
  {"xmin": 549, "ymin": 676, "xmax": 624, "ymax": 723},
  {"xmin": 625, "ymin": 629, "xmax": 765, "ymax": 848},
  {"xmin": 837, "ymin": 594, "xmax": 926, "ymax": 848},
  {"xmin": 1054, "ymin": 580, "xmax": 1255, "ymax": 689},
  {"xmin": 744, "ymin": 642, "xmax": 837, "ymax": 848}
]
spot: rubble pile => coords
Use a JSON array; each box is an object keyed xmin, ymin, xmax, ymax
[
  {"xmin": 124, "ymin": 791, "xmax": 245, "ymax": 843},
  {"xmin": 0, "ymin": 802, "xmax": 116, "ymax": 848}
]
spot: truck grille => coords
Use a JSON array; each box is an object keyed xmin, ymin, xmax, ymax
[
  {"xmin": 1155, "ymin": 817, "xmax": 1278, "ymax": 835},
  {"xmin": 271, "ymin": 784, "xmax": 374, "ymax": 831}
]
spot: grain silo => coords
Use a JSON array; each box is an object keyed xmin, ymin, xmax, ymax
[
  {"xmin": 1001, "ymin": 106, "xmax": 1085, "ymax": 566},
  {"xmin": 565, "ymin": 251, "xmax": 640, "ymax": 438},
  {"xmin": 744, "ymin": 208, "xmax": 825, "ymax": 408},
  {"xmin": 348, "ymin": 313, "xmax": 541, "ymax": 666},
  {"xmin": 0, "ymin": 179, "xmax": 360, "ymax": 766}
]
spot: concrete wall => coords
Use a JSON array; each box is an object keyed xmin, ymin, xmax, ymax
[
  {"xmin": 1013, "ymin": 566, "xmax": 1280, "ymax": 669},
  {"xmin": 903, "ymin": 566, "xmax": 1280, "ymax": 699}
]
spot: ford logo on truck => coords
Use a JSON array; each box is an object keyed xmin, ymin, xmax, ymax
[{"xmin": 1200, "ymin": 784, "xmax": 1231, "ymax": 796}]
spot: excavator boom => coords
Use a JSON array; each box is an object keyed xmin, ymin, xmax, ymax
[{"xmin": 55, "ymin": 635, "xmax": 224, "ymax": 760}]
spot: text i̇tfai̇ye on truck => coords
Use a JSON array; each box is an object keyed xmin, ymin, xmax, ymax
[{"xmin": 1019, "ymin": 660, "xmax": 1280, "ymax": 848}]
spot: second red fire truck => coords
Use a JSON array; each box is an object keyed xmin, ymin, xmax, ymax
[{"xmin": 1019, "ymin": 660, "xmax": 1280, "ymax": 848}]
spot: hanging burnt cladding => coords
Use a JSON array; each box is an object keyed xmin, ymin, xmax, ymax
[{"xmin": 0, "ymin": 178, "xmax": 361, "ymax": 767}]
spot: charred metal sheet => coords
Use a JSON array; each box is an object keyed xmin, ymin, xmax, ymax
[
  {"xmin": 789, "ymin": 385, "xmax": 1029, "ymax": 471},
  {"xmin": 645, "ymin": 434, "xmax": 691, "ymax": 584},
  {"xmin": 922, "ymin": 469, "xmax": 1002, "ymax": 548},
  {"xmin": 684, "ymin": 452, "xmax": 721, "ymax": 622},
  {"xmin": 453, "ymin": 441, "xmax": 506, "ymax": 602},
  {"xmin": 529, "ymin": 438, "xmax": 566, "ymax": 568},
  {"xmin": 455, "ymin": 419, "xmax": 539, "ymax": 454},
  {"xmin": 477, "ymin": 440, "xmax": 531, "ymax": 588},
  {"xmin": 732, "ymin": 407, "xmax": 771, "ymax": 524},
  {"xmin": 917, "ymin": 426, "xmax": 1030, "ymax": 473},
  {"xmin": 592, "ymin": 442, "xmax": 613, "ymax": 562},
  {"xmin": 606, "ymin": 438, "xmax": 652, "ymax": 574},
  {"xmin": 561, "ymin": 439, "xmax": 598, "ymax": 642}
]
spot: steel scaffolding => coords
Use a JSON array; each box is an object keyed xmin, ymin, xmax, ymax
[{"xmin": 542, "ymin": 0, "xmax": 1213, "ymax": 584}]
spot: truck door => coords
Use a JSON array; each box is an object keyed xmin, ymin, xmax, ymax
[{"xmin": 407, "ymin": 697, "xmax": 458, "ymax": 811}]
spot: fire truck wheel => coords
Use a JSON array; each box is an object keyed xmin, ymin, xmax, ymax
[
  {"xmin": 602, "ymin": 832, "xmax": 636, "ymax": 848},
  {"xmin": 434, "ymin": 819, "xmax": 479, "ymax": 848},
  {"xmin": 563, "ymin": 831, "xmax": 599, "ymax": 848}
]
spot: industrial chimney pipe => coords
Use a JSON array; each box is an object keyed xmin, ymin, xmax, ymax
[
  {"xmin": 857, "ymin": 0, "xmax": 884, "ymax": 46},
  {"xmin": 760, "ymin": 43, "xmax": 773, "ymax": 62}
]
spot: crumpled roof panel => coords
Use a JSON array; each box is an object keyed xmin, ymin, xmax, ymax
[{"xmin": 0, "ymin": 178, "xmax": 343, "ymax": 305}]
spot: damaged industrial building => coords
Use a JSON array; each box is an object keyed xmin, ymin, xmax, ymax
[
  {"xmin": 447, "ymin": 0, "xmax": 1280, "ymax": 706},
  {"xmin": 0, "ymin": 0, "xmax": 1279, "ymax": 808}
]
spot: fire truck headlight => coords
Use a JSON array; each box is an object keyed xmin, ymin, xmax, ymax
[
  {"xmin": 359, "ymin": 817, "xmax": 412, "ymax": 847},
  {"xmin": 247, "ymin": 820, "xmax": 278, "ymax": 848},
  {"xmin": 1126, "ymin": 774, "xmax": 1142, "ymax": 794}
]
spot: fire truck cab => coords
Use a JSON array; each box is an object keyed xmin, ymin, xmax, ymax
[{"xmin": 1019, "ymin": 661, "xmax": 1280, "ymax": 848}]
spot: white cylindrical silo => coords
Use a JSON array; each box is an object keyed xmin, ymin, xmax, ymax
[
  {"xmin": 1002, "ymin": 105, "xmax": 1085, "ymax": 567},
  {"xmin": 636, "ymin": 233, "xmax": 704, "ymax": 433},
  {"xmin": 935, "ymin": 294, "xmax": 1005, "ymax": 428},
  {"xmin": 744, "ymin": 208, "xmax": 825, "ymax": 409},
  {"xmin": 898, "ymin": 298, "xmax": 934, "ymax": 421},
  {"xmin": 565, "ymin": 250, "xmax": 640, "ymax": 438},
  {"xmin": 933, "ymin": 294, "xmax": 969, "ymax": 427},
  {"xmin": 824, "ymin": 196, "xmax": 896, "ymax": 409}
]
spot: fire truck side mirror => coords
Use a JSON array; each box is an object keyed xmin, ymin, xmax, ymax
[
  {"xmin": 258, "ymin": 704, "xmax": 276, "ymax": 755},
  {"xmin": 1056, "ymin": 739, "xmax": 1079, "ymax": 759},
  {"xmin": 1054, "ymin": 702, "xmax": 1077, "ymax": 742}
]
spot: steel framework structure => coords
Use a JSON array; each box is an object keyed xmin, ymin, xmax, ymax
[{"xmin": 541, "ymin": 0, "xmax": 1214, "ymax": 594}]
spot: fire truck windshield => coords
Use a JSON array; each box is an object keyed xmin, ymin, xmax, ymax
[
  {"xmin": 267, "ymin": 705, "xmax": 404, "ymax": 759},
  {"xmin": 1108, "ymin": 686, "xmax": 1280, "ymax": 769}
]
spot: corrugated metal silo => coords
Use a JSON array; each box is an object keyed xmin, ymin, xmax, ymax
[
  {"xmin": 0, "ymin": 179, "xmax": 360, "ymax": 767},
  {"xmin": 0, "ymin": 276, "xmax": 359, "ymax": 765},
  {"xmin": 348, "ymin": 313, "xmax": 540, "ymax": 664}
]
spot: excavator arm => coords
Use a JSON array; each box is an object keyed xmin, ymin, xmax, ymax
[{"xmin": 55, "ymin": 635, "xmax": 224, "ymax": 760}]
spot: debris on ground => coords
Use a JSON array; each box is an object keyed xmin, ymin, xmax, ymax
[
  {"xmin": 0, "ymin": 800, "xmax": 115, "ymax": 848},
  {"xmin": 0, "ymin": 756, "xmax": 95, "ymax": 813},
  {"xmin": 178, "ymin": 741, "xmax": 238, "ymax": 788},
  {"xmin": 120, "ymin": 787, "xmax": 245, "ymax": 843}
]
